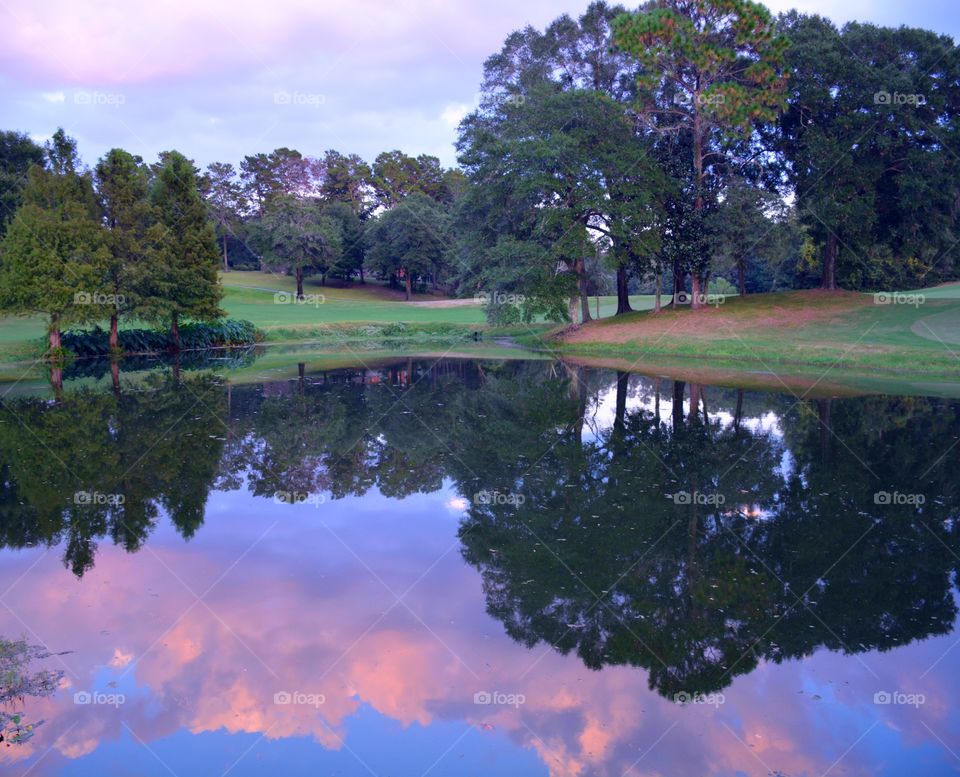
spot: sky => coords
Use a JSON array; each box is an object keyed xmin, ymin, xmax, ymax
[{"xmin": 1, "ymin": 0, "xmax": 958, "ymax": 172}]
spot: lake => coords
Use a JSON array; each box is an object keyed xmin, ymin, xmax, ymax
[{"xmin": 1, "ymin": 356, "xmax": 958, "ymax": 775}]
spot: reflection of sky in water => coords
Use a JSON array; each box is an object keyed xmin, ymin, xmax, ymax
[{"xmin": 1, "ymin": 477, "xmax": 958, "ymax": 777}]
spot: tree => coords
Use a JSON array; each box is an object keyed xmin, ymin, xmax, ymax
[
  {"xmin": 95, "ymin": 148, "xmax": 163, "ymax": 350},
  {"xmin": 708, "ymin": 176, "xmax": 788, "ymax": 295},
  {"xmin": 370, "ymin": 151, "xmax": 453, "ymax": 208},
  {"xmin": 0, "ymin": 129, "xmax": 109, "ymax": 353},
  {"xmin": 149, "ymin": 150, "xmax": 223, "ymax": 350},
  {"xmin": 364, "ymin": 193, "xmax": 450, "ymax": 300},
  {"xmin": 614, "ymin": 0, "xmax": 788, "ymax": 307},
  {"xmin": 774, "ymin": 14, "xmax": 960, "ymax": 290},
  {"xmin": 312, "ymin": 150, "xmax": 372, "ymax": 216},
  {"xmin": 320, "ymin": 200, "xmax": 365, "ymax": 282},
  {"xmin": 202, "ymin": 162, "xmax": 244, "ymax": 271},
  {"xmin": 260, "ymin": 195, "xmax": 342, "ymax": 298},
  {"xmin": 0, "ymin": 131, "xmax": 45, "ymax": 241},
  {"xmin": 477, "ymin": 1, "xmax": 650, "ymax": 315},
  {"xmin": 457, "ymin": 85, "xmax": 664, "ymax": 323}
]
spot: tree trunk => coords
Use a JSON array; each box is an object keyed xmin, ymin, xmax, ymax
[
  {"xmin": 672, "ymin": 380, "xmax": 685, "ymax": 429},
  {"xmin": 654, "ymin": 271, "xmax": 662, "ymax": 314},
  {"xmin": 614, "ymin": 371, "xmax": 629, "ymax": 436},
  {"xmin": 50, "ymin": 365, "xmax": 63, "ymax": 398},
  {"xmin": 616, "ymin": 264, "xmax": 632, "ymax": 315},
  {"xmin": 404, "ymin": 270, "xmax": 412, "ymax": 301},
  {"xmin": 109, "ymin": 314, "xmax": 120, "ymax": 351},
  {"xmin": 359, "ymin": 266, "xmax": 365, "ymax": 284},
  {"xmin": 578, "ymin": 259, "xmax": 592, "ymax": 324},
  {"xmin": 111, "ymin": 359, "xmax": 121, "ymax": 397},
  {"xmin": 691, "ymin": 273, "xmax": 703, "ymax": 310},
  {"xmin": 223, "ymin": 234, "xmax": 229, "ymax": 272},
  {"xmin": 821, "ymin": 232, "xmax": 838, "ymax": 290},
  {"xmin": 170, "ymin": 313, "xmax": 181, "ymax": 352},
  {"xmin": 688, "ymin": 383, "xmax": 701, "ymax": 424},
  {"xmin": 568, "ymin": 294, "xmax": 579, "ymax": 325},
  {"xmin": 738, "ymin": 256, "xmax": 746, "ymax": 296},
  {"xmin": 48, "ymin": 316, "xmax": 62, "ymax": 353},
  {"xmin": 296, "ymin": 267, "xmax": 304, "ymax": 300}
]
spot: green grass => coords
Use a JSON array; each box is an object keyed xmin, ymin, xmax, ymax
[
  {"xmin": 549, "ymin": 286, "xmax": 960, "ymax": 377},
  {"xmin": 2, "ymin": 272, "xmax": 960, "ymax": 388}
]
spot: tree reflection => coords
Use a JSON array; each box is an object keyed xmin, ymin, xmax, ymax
[{"xmin": 1, "ymin": 359, "xmax": 959, "ymax": 702}]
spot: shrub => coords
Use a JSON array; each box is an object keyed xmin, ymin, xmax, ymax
[{"xmin": 58, "ymin": 320, "xmax": 262, "ymax": 357}]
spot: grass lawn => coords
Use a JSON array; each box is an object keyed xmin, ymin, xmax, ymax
[
  {"xmin": 554, "ymin": 286, "xmax": 960, "ymax": 376},
  {"xmin": 2, "ymin": 271, "xmax": 960, "ymax": 384}
]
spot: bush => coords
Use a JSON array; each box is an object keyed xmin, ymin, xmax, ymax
[{"xmin": 59, "ymin": 320, "xmax": 262, "ymax": 357}]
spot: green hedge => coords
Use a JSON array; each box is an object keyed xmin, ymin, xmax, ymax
[{"xmin": 59, "ymin": 320, "xmax": 262, "ymax": 357}]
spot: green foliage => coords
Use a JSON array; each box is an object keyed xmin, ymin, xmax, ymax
[
  {"xmin": 364, "ymin": 193, "xmax": 452, "ymax": 294},
  {"xmin": 0, "ymin": 131, "xmax": 44, "ymax": 241},
  {"xmin": 149, "ymin": 150, "xmax": 224, "ymax": 324},
  {"xmin": 0, "ymin": 129, "xmax": 110, "ymax": 339},
  {"xmin": 58, "ymin": 319, "xmax": 260, "ymax": 356}
]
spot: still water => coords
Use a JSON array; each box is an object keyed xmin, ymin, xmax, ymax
[{"xmin": 1, "ymin": 357, "xmax": 958, "ymax": 775}]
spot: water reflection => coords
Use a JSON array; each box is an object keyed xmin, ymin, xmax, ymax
[{"xmin": 0, "ymin": 359, "xmax": 958, "ymax": 775}]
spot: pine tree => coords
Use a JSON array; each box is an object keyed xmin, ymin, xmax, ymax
[
  {"xmin": 149, "ymin": 151, "xmax": 223, "ymax": 350},
  {"xmin": 0, "ymin": 129, "xmax": 109, "ymax": 354}
]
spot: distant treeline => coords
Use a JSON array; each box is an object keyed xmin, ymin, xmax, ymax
[{"xmin": 2, "ymin": 0, "xmax": 959, "ymax": 335}]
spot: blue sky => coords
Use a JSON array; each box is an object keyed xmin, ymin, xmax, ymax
[{"xmin": 0, "ymin": 0, "xmax": 957, "ymax": 171}]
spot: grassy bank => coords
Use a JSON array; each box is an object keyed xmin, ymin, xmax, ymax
[{"xmin": 548, "ymin": 286, "xmax": 960, "ymax": 377}]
